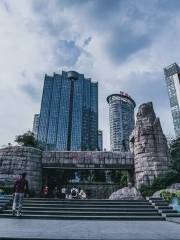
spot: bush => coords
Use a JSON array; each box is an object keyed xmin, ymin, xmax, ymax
[
  {"xmin": 160, "ymin": 190, "xmax": 180, "ymax": 203},
  {"xmin": 139, "ymin": 185, "xmax": 154, "ymax": 197},
  {"xmin": 140, "ymin": 170, "xmax": 179, "ymax": 197}
]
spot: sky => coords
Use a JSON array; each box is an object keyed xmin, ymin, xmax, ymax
[{"xmin": 0, "ymin": 0, "xmax": 180, "ymax": 149}]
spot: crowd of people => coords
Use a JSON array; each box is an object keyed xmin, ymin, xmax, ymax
[{"xmin": 42, "ymin": 185, "xmax": 87, "ymax": 200}]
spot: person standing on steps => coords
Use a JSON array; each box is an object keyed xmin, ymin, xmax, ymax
[{"xmin": 12, "ymin": 172, "xmax": 29, "ymax": 216}]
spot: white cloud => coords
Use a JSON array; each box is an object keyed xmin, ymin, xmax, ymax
[{"xmin": 0, "ymin": 0, "xmax": 178, "ymax": 149}]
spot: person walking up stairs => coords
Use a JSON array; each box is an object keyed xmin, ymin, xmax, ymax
[{"xmin": 12, "ymin": 172, "xmax": 29, "ymax": 217}]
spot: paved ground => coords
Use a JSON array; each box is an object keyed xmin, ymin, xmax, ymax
[
  {"xmin": 0, "ymin": 219, "xmax": 180, "ymax": 240},
  {"xmin": 167, "ymin": 217, "xmax": 180, "ymax": 225}
]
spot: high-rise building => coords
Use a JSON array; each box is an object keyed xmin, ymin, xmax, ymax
[
  {"xmin": 98, "ymin": 130, "xmax": 103, "ymax": 151},
  {"xmin": 37, "ymin": 71, "xmax": 98, "ymax": 151},
  {"xmin": 164, "ymin": 63, "xmax": 180, "ymax": 138},
  {"xmin": 32, "ymin": 114, "xmax": 39, "ymax": 139},
  {"xmin": 107, "ymin": 92, "xmax": 136, "ymax": 152}
]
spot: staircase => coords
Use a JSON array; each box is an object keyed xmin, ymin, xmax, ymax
[
  {"xmin": 0, "ymin": 197, "xmax": 166, "ymax": 221},
  {"xmin": 0, "ymin": 196, "xmax": 12, "ymax": 212},
  {"xmin": 149, "ymin": 197, "xmax": 180, "ymax": 218}
]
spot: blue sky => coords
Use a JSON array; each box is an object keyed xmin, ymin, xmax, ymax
[{"xmin": 0, "ymin": 0, "xmax": 179, "ymax": 149}]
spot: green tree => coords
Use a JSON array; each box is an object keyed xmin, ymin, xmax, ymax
[
  {"xmin": 15, "ymin": 131, "xmax": 41, "ymax": 149},
  {"xmin": 170, "ymin": 137, "xmax": 180, "ymax": 172}
]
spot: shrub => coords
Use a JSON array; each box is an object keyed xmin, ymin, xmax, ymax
[
  {"xmin": 160, "ymin": 190, "xmax": 180, "ymax": 203},
  {"xmin": 139, "ymin": 170, "xmax": 179, "ymax": 197}
]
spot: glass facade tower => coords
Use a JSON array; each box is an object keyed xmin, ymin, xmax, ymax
[
  {"xmin": 98, "ymin": 130, "xmax": 103, "ymax": 151},
  {"xmin": 37, "ymin": 71, "xmax": 98, "ymax": 151},
  {"xmin": 107, "ymin": 92, "xmax": 136, "ymax": 152},
  {"xmin": 164, "ymin": 63, "xmax": 180, "ymax": 138}
]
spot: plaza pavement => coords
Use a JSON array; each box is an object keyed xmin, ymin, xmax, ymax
[{"xmin": 0, "ymin": 219, "xmax": 180, "ymax": 240}]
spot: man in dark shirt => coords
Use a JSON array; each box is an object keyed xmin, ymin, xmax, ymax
[{"xmin": 12, "ymin": 172, "xmax": 29, "ymax": 216}]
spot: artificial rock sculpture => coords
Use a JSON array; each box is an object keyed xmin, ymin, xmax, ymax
[
  {"xmin": 109, "ymin": 183, "xmax": 143, "ymax": 200},
  {"xmin": 0, "ymin": 146, "xmax": 42, "ymax": 194},
  {"xmin": 130, "ymin": 102, "xmax": 172, "ymax": 188}
]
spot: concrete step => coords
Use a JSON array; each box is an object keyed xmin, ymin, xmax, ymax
[
  {"xmin": 0, "ymin": 198, "xmax": 167, "ymax": 221},
  {"xmin": 21, "ymin": 204, "xmax": 154, "ymax": 208},
  {"xmin": 0, "ymin": 199, "xmax": 12, "ymax": 208},
  {"xmin": 161, "ymin": 209, "xmax": 178, "ymax": 213},
  {"xmin": 152, "ymin": 203, "xmax": 169, "ymax": 207},
  {"xmin": 24, "ymin": 198, "xmax": 148, "ymax": 203},
  {"xmin": 3, "ymin": 209, "xmax": 161, "ymax": 216},
  {"xmin": 0, "ymin": 203, "xmax": 10, "ymax": 207},
  {"xmin": 0, "ymin": 199, "xmax": 12, "ymax": 202},
  {"xmin": 0, "ymin": 214, "xmax": 165, "ymax": 221},
  {"xmin": 158, "ymin": 206, "xmax": 173, "ymax": 209},
  {"xmin": 26, "ymin": 198, "xmax": 147, "ymax": 202},
  {"xmin": 20, "ymin": 206, "xmax": 158, "ymax": 212},
  {"xmin": 23, "ymin": 200, "xmax": 150, "ymax": 205},
  {"xmin": 165, "ymin": 213, "xmax": 180, "ymax": 217},
  {"xmin": 150, "ymin": 201, "xmax": 168, "ymax": 205},
  {"xmin": 149, "ymin": 197, "xmax": 163, "ymax": 201},
  {"xmin": 149, "ymin": 198, "xmax": 180, "ymax": 219},
  {"xmin": 151, "ymin": 201, "xmax": 165, "ymax": 204}
]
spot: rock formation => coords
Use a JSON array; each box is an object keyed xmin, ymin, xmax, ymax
[
  {"xmin": 109, "ymin": 183, "xmax": 143, "ymax": 200},
  {"xmin": 130, "ymin": 102, "xmax": 172, "ymax": 188},
  {"xmin": 0, "ymin": 146, "xmax": 42, "ymax": 194}
]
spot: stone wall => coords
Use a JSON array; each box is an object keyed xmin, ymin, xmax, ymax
[
  {"xmin": 0, "ymin": 146, "xmax": 42, "ymax": 194},
  {"xmin": 130, "ymin": 102, "xmax": 172, "ymax": 188},
  {"xmin": 42, "ymin": 151, "xmax": 134, "ymax": 169}
]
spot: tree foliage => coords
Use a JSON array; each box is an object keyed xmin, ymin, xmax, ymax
[
  {"xmin": 15, "ymin": 131, "xmax": 41, "ymax": 149},
  {"xmin": 170, "ymin": 137, "xmax": 180, "ymax": 172},
  {"xmin": 140, "ymin": 170, "xmax": 179, "ymax": 197}
]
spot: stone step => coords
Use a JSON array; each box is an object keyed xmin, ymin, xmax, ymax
[
  {"xmin": 26, "ymin": 198, "xmax": 147, "ymax": 202},
  {"xmin": 165, "ymin": 213, "xmax": 180, "ymax": 217},
  {"xmin": 0, "ymin": 214, "xmax": 165, "ymax": 221},
  {"xmin": 0, "ymin": 203, "xmax": 10, "ymax": 207},
  {"xmin": 0, "ymin": 197, "xmax": 168, "ymax": 221},
  {"xmin": 21, "ymin": 203, "xmax": 154, "ymax": 208},
  {"xmin": 151, "ymin": 200, "xmax": 168, "ymax": 203},
  {"xmin": 20, "ymin": 206, "xmax": 159, "ymax": 212},
  {"xmin": 3, "ymin": 209, "xmax": 161, "ymax": 216},
  {"xmin": 0, "ymin": 198, "xmax": 12, "ymax": 201},
  {"xmin": 153, "ymin": 203, "xmax": 169, "ymax": 207},
  {"xmin": 151, "ymin": 201, "xmax": 169, "ymax": 205},
  {"xmin": 161, "ymin": 209, "xmax": 178, "ymax": 213},
  {"xmin": 25, "ymin": 199, "xmax": 148, "ymax": 202},
  {"xmin": 0, "ymin": 202, "xmax": 11, "ymax": 208},
  {"xmin": 23, "ymin": 200, "xmax": 150, "ymax": 205},
  {"xmin": 0, "ymin": 196, "xmax": 12, "ymax": 199},
  {"xmin": 149, "ymin": 197, "xmax": 163, "ymax": 201},
  {"xmin": 158, "ymin": 206, "xmax": 173, "ymax": 210}
]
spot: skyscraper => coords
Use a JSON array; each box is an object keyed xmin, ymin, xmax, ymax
[
  {"xmin": 37, "ymin": 71, "xmax": 98, "ymax": 151},
  {"xmin": 107, "ymin": 92, "xmax": 136, "ymax": 152},
  {"xmin": 164, "ymin": 63, "xmax": 180, "ymax": 138},
  {"xmin": 98, "ymin": 130, "xmax": 103, "ymax": 151},
  {"xmin": 32, "ymin": 114, "xmax": 39, "ymax": 139}
]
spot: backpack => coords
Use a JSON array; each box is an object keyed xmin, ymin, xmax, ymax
[{"xmin": 71, "ymin": 189, "xmax": 77, "ymax": 197}]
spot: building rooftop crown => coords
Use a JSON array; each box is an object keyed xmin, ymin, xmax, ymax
[
  {"xmin": 164, "ymin": 62, "xmax": 180, "ymax": 77},
  {"xmin": 107, "ymin": 92, "xmax": 136, "ymax": 107}
]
